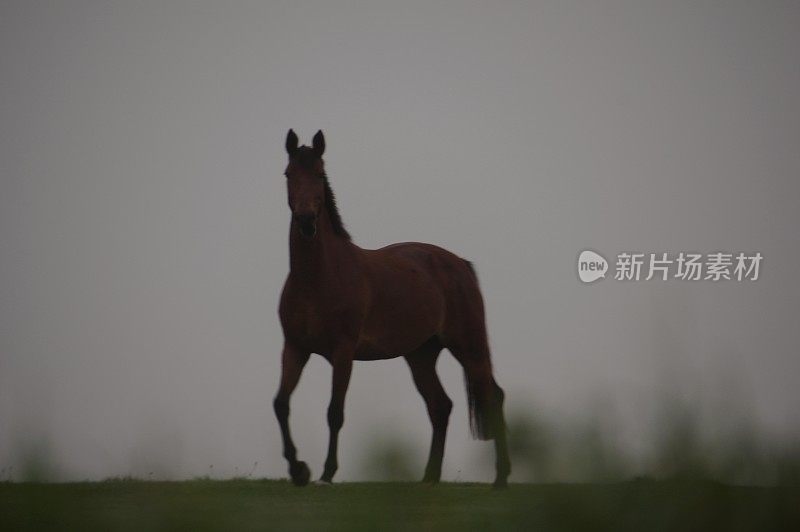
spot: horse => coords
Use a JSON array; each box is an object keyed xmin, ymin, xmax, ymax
[{"xmin": 273, "ymin": 129, "xmax": 511, "ymax": 488}]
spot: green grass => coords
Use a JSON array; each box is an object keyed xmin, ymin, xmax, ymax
[{"xmin": 1, "ymin": 479, "xmax": 798, "ymax": 531}]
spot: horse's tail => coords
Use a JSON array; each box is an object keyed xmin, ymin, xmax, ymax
[
  {"xmin": 453, "ymin": 258, "xmax": 507, "ymax": 441},
  {"xmin": 463, "ymin": 260, "xmax": 479, "ymax": 287},
  {"xmin": 465, "ymin": 372, "xmax": 489, "ymax": 440},
  {"xmin": 464, "ymin": 371, "xmax": 506, "ymax": 441}
]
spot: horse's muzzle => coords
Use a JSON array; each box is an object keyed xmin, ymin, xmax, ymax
[{"xmin": 295, "ymin": 213, "xmax": 317, "ymax": 238}]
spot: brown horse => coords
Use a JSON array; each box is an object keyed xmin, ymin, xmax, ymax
[{"xmin": 273, "ymin": 130, "xmax": 510, "ymax": 487}]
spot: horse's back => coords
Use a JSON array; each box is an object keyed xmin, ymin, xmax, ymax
[
  {"xmin": 364, "ymin": 242, "xmax": 487, "ymax": 352},
  {"xmin": 373, "ymin": 242, "xmax": 475, "ymax": 287}
]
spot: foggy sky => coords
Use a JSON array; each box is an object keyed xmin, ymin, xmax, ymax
[{"xmin": 1, "ymin": 1, "xmax": 798, "ymax": 481}]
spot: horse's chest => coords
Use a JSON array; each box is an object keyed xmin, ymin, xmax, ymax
[
  {"xmin": 280, "ymin": 297, "xmax": 354, "ymax": 352},
  {"xmin": 290, "ymin": 305, "xmax": 326, "ymax": 337}
]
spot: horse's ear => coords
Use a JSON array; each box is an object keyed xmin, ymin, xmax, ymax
[
  {"xmin": 312, "ymin": 130, "xmax": 325, "ymax": 157},
  {"xmin": 285, "ymin": 129, "xmax": 298, "ymax": 156}
]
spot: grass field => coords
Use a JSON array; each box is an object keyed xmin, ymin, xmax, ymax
[{"xmin": 1, "ymin": 479, "xmax": 798, "ymax": 531}]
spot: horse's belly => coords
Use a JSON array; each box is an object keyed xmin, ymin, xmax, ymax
[
  {"xmin": 352, "ymin": 347, "xmax": 403, "ymax": 361},
  {"xmin": 354, "ymin": 332, "xmax": 434, "ymax": 360},
  {"xmin": 357, "ymin": 295, "xmax": 443, "ymax": 357}
]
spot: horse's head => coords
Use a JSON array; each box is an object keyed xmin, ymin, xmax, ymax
[{"xmin": 284, "ymin": 129, "xmax": 326, "ymax": 238}]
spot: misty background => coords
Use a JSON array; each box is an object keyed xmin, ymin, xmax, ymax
[{"xmin": 1, "ymin": 1, "xmax": 798, "ymax": 482}]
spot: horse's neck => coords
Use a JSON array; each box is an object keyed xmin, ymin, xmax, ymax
[{"xmin": 288, "ymin": 210, "xmax": 353, "ymax": 283}]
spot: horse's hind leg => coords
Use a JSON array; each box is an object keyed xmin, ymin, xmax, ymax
[
  {"xmin": 489, "ymin": 379, "xmax": 510, "ymax": 488},
  {"xmin": 449, "ymin": 348, "xmax": 511, "ymax": 488},
  {"xmin": 405, "ymin": 339, "xmax": 451, "ymax": 483}
]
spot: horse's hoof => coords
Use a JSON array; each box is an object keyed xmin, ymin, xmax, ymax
[
  {"xmin": 313, "ymin": 479, "xmax": 333, "ymax": 487},
  {"xmin": 290, "ymin": 461, "xmax": 311, "ymax": 487},
  {"xmin": 492, "ymin": 478, "xmax": 509, "ymax": 489}
]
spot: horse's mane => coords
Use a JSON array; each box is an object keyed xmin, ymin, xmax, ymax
[
  {"xmin": 321, "ymin": 171, "xmax": 350, "ymax": 240},
  {"xmin": 293, "ymin": 146, "xmax": 351, "ymax": 241}
]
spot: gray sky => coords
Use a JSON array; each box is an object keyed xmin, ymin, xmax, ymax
[{"xmin": 1, "ymin": 1, "xmax": 798, "ymax": 481}]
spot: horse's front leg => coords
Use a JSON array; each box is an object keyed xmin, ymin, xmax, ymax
[
  {"xmin": 320, "ymin": 346, "xmax": 354, "ymax": 483},
  {"xmin": 273, "ymin": 342, "xmax": 311, "ymax": 486}
]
